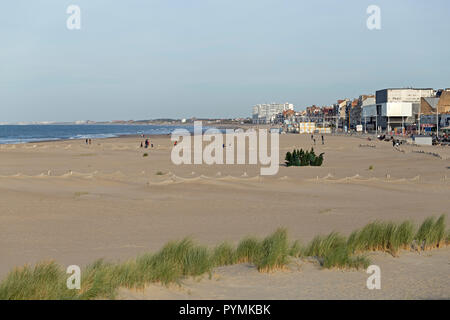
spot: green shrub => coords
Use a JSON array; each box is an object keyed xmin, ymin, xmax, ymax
[{"xmin": 285, "ymin": 148, "xmax": 324, "ymax": 167}]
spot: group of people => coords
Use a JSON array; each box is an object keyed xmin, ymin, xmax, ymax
[
  {"xmin": 140, "ymin": 138, "xmax": 153, "ymax": 148},
  {"xmin": 85, "ymin": 138, "xmax": 92, "ymax": 145},
  {"xmin": 310, "ymin": 134, "xmax": 325, "ymax": 145}
]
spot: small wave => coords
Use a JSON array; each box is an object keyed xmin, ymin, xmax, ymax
[
  {"xmin": 0, "ymin": 137, "xmax": 61, "ymax": 144},
  {"xmin": 69, "ymin": 133, "xmax": 119, "ymax": 140}
]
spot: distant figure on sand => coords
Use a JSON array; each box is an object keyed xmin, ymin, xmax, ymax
[
  {"xmin": 85, "ymin": 139, "xmax": 88, "ymax": 145},
  {"xmin": 313, "ymin": 138, "xmax": 316, "ymax": 145},
  {"xmin": 140, "ymin": 142, "xmax": 143, "ymax": 148},
  {"xmin": 145, "ymin": 139, "xmax": 149, "ymax": 148},
  {"xmin": 321, "ymin": 135, "xmax": 324, "ymax": 145},
  {"xmin": 88, "ymin": 139, "xmax": 92, "ymax": 145}
]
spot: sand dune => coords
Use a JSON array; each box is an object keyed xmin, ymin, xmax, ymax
[
  {"xmin": 118, "ymin": 248, "xmax": 450, "ymax": 300},
  {"xmin": 0, "ymin": 133, "xmax": 449, "ymax": 299}
]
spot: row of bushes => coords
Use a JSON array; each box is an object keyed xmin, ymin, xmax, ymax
[
  {"xmin": 0, "ymin": 215, "xmax": 448, "ymax": 299},
  {"xmin": 285, "ymin": 148, "xmax": 324, "ymax": 167}
]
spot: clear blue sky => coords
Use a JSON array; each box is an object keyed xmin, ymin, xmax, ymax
[{"xmin": 1, "ymin": 0, "xmax": 449, "ymax": 122}]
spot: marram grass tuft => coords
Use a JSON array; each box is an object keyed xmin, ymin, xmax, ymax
[{"xmin": 0, "ymin": 215, "xmax": 447, "ymax": 300}]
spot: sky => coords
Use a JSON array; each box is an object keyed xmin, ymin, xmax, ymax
[{"xmin": 1, "ymin": 0, "xmax": 449, "ymax": 122}]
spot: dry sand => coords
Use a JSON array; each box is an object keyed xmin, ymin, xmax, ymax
[{"xmin": 0, "ymin": 133, "xmax": 449, "ymax": 299}]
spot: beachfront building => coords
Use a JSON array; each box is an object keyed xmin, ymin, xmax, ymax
[
  {"xmin": 350, "ymin": 95, "xmax": 375, "ymax": 130},
  {"xmin": 346, "ymin": 99, "xmax": 359, "ymax": 129},
  {"xmin": 333, "ymin": 99, "xmax": 350, "ymax": 130},
  {"xmin": 252, "ymin": 103, "xmax": 294, "ymax": 124},
  {"xmin": 419, "ymin": 90, "xmax": 450, "ymax": 133},
  {"xmin": 362, "ymin": 88, "xmax": 435, "ymax": 132}
]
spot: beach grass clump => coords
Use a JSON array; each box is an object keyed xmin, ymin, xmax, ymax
[
  {"xmin": 143, "ymin": 153, "xmax": 148, "ymax": 157},
  {"xmin": 305, "ymin": 232, "xmax": 368, "ymax": 269},
  {"xmin": 306, "ymin": 232, "xmax": 346, "ymax": 257},
  {"xmin": 391, "ymin": 221, "xmax": 416, "ymax": 252},
  {"xmin": 321, "ymin": 245, "xmax": 370, "ymax": 270},
  {"xmin": 77, "ymin": 260, "xmax": 120, "ymax": 299},
  {"xmin": 346, "ymin": 220, "xmax": 416, "ymax": 256},
  {"xmin": 211, "ymin": 242, "xmax": 237, "ymax": 267},
  {"xmin": 134, "ymin": 253, "xmax": 180, "ymax": 285},
  {"xmin": 255, "ymin": 229, "xmax": 290, "ymax": 272},
  {"xmin": 289, "ymin": 240, "xmax": 304, "ymax": 258},
  {"xmin": 0, "ymin": 261, "xmax": 75, "ymax": 300},
  {"xmin": 235, "ymin": 237, "xmax": 261, "ymax": 263},
  {"xmin": 149, "ymin": 238, "xmax": 212, "ymax": 279},
  {"xmin": 415, "ymin": 215, "xmax": 446, "ymax": 250}
]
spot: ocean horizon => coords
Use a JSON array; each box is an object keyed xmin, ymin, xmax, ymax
[{"xmin": 0, "ymin": 124, "xmax": 197, "ymax": 144}]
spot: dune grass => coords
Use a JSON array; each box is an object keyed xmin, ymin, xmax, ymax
[
  {"xmin": 211, "ymin": 242, "xmax": 237, "ymax": 267},
  {"xmin": 255, "ymin": 228, "xmax": 290, "ymax": 272},
  {"xmin": 414, "ymin": 215, "xmax": 447, "ymax": 250},
  {"xmin": 288, "ymin": 240, "xmax": 304, "ymax": 258},
  {"xmin": 0, "ymin": 262, "xmax": 76, "ymax": 300},
  {"xmin": 346, "ymin": 220, "xmax": 416, "ymax": 256},
  {"xmin": 235, "ymin": 237, "xmax": 261, "ymax": 263},
  {"xmin": 303, "ymin": 232, "xmax": 369, "ymax": 269},
  {"xmin": 0, "ymin": 215, "xmax": 448, "ymax": 300}
]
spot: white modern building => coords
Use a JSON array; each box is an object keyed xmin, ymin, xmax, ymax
[
  {"xmin": 252, "ymin": 103, "xmax": 294, "ymax": 124},
  {"xmin": 362, "ymin": 88, "xmax": 435, "ymax": 131}
]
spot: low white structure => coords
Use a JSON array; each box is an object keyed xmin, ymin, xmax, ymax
[
  {"xmin": 413, "ymin": 136, "xmax": 433, "ymax": 146},
  {"xmin": 362, "ymin": 103, "xmax": 412, "ymax": 117},
  {"xmin": 299, "ymin": 122, "xmax": 315, "ymax": 134},
  {"xmin": 316, "ymin": 127, "xmax": 331, "ymax": 134}
]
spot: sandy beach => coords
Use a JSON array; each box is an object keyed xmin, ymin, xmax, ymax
[{"xmin": 1, "ymin": 133, "xmax": 449, "ymax": 299}]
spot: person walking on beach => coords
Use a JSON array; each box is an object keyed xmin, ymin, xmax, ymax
[
  {"xmin": 85, "ymin": 139, "xmax": 88, "ymax": 145},
  {"xmin": 321, "ymin": 135, "xmax": 324, "ymax": 145},
  {"xmin": 145, "ymin": 139, "xmax": 149, "ymax": 148}
]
